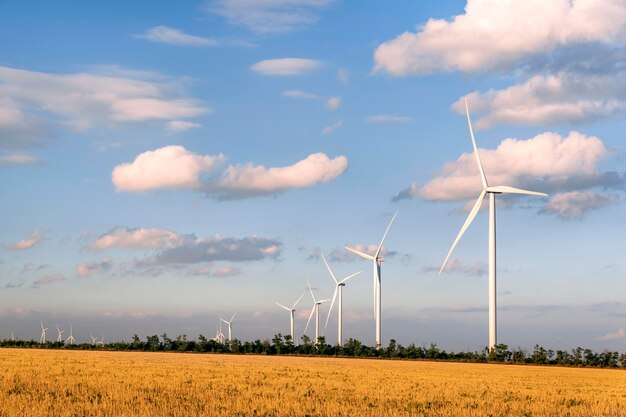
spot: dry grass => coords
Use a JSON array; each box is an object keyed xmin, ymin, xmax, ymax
[{"xmin": 1, "ymin": 348, "xmax": 625, "ymax": 416}]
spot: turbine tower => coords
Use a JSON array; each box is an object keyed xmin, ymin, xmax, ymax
[
  {"xmin": 322, "ymin": 254, "xmax": 361, "ymax": 347},
  {"xmin": 440, "ymin": 99, "xmax": 547, "ymax": 352},
  {"xmin": 219, "ymin": 312, "xmax": 237, "ymax": 342},
  {"xmin": 275, "ymin": 292, "xmax": 305, "ymax": 345},
  {"xmin": 345, "ymin": 211, "xmax": 398, "ymax": 349},
  {"xmin": 39, "ymin": 321, "xmax": 48, "ymax": 344},
  {"xmin": 65, "ymin": 325, "xmax": 75, "ymax": 345},
  {"xmin": 304, "ymin": 279, "xmax": 330, "ymax": 344},
  {"xmin": 56, "ymin": 325, "xmax": 64, "ymax": 343}
]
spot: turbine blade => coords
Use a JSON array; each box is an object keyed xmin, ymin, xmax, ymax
[
  {"xmin": 306, "ymin": 278, "xmax": 317, "ymax": 303},
  {"xmin": 304, "ymin": 305, "xmax": 315, "ymax": 335},
  {"xmin": 440, "ymin": 189, "xmax": 487, "ymax": 274},
  {"xmin": 325, "ymin": 287, "xmax": 339, "ymax": 329},
  {"xmin": 345, "ymin": 246, "xmax": 375, "ymax": 260},
  {"xmin": 230, "ymin": 311, "xmax": 237, "ymax": 322},
  {"xmin": 291, "ymin": 292, "xmax": 306, "ymax": 310},
  {"xmin": 465, "ymin": 98, "xmax": 488, "ymax": 188},
  {"xmin": 321, "ymin": 254, "xmax": 338, "ymax": 284},
  {"xmin": 276, "ymin": 302, "xmax": 291, "ymax": 311},
  {"xmin": 375, "ymin": 211, "xmax": 398, "ymax": 258},
  {"xmin": 339, "ymin": 271, "xmax": 361, "ymax": 285},
  {"xmin": 219, "ymin": 318, "xmax": 229, "ymax": 324},
  {"xmin": 485, "ymin": 185, "xmax": 547, "ymax": 197}
]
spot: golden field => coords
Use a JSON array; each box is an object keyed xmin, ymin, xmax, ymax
[{"xmin": 1, "ymin": 348, "xmax": 625, "ymax": 417}]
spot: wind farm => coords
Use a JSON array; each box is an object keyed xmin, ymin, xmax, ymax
[{"xmin": 2, "ymin": 1, "xmax": 626, "ymax": 416}]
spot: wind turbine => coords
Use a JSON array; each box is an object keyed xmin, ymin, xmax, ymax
[
  {"xmin": 97, "ymin": 335, "xmax": 105, "ymax": 347},
  {"xmin": 440, "ymin": 98, "xmax": 547, "ymax": 352},
  {"xmin": 90, "ymin": 335, "xmax": 97, "ymax": 346},
  {"xmin": 65, "ymin": 325, "xmax": 75, "ymax": 345},
  {"xmin": 219, "ymin": 312, "xmax": 237, "ymax": 342},
  {"xmin": 345, "ymin": 211, "xmax": 398, "ymax": 349},
  {"xmin": 275, "ymin": 292, "xmax": 305, "ymax": 345},
  {"xmin": 56, "ymin": 325, "xmax": 64, "ymax": 343},
  {"xmin": 322, "ymin": 254, "xmax": 361, "ymax": 347},
  {"xmin": 304, "ymin": 279, "xmax": 330, "ymax": 344},
  {"xmin": 39, "ymin": 321, "xmax": 48, "ymax": 344}
]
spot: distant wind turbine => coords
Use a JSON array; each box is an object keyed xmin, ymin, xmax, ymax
[
  {"xmin": 56, "ymin": 325, "xmax": 64, "ymax": 343},
  {"xmin": 39, "ymin": 321, "xmax": 48, "ymax": 344},
  {"xmin": 219, "ymin": 312, "xmax": 237, "ymax": 342},
  {"xmin": 275, "ymin": 292, "xmax": 305, "ymax": 345},
  {"xmin": 345, "ymin": 211, "xmax": 398, "ymax": 349},
  {"xmin": 322, "ymin": 254, "xmax": 361, "ymax": 347},
  {"xmin": 440, "ymin": 98, "xmax": 547, "ymax": 352},
  {"xmin": 90, "ymin": 335, "xmax": 97, "ymax": 346},
  {"xmin": 304, "ymin": 279, "xmax": 330, "ymax": 344},
  {"xmin": 65, "ymin": 325, "xmax": 75, "ymax": 345}
]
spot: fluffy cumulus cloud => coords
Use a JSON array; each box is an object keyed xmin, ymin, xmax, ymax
[
  {"xmin": 395, "ymin": 131, "xmax": 624, "ymax": 219},
  {"xmin": 136, "ymin": 26, "xmax": 218, "ymax": 46},
  {"xmin": 91, "ymin": 227, "xmax": 184, "ymax": 250},
  {"xmin": 207, "ymin": 0, "xmax": 335, "ymax": 34},
  {"xmin": 397, "ymin": 131, "xmax": 612, "ymax": 202},
  {"xmin": 112, "ymin": 146, "xmax": 347, "ymax": 199},
  {"xmin": 374, "ymin": 0, "xmax": 626, "ymax": 76},
  {"xmin": 112, "ymin": 146, "xmax": 225, "ymax": 192},
  {"xmin": 5, "ymin": 230, "xmax": 43, "ymax": 250},
  {"xmin": 456, "ymin": 71, "xmax": 626, "ymax": 128},
  {"xmin": 251, "ymin": 58, "xmax": 322, "ymax": 76},
  {"xmin": 0, "ymin": 66, "xmax": 210, "ymax": 150},
  {"xmin": 211, "ymin": 152, "xmax": 347, "ymax": 200},
  {"xmin": 76, "ymin": 260, "xmax": 112, "ymax": 277},
  {"xmin": 540, "ymin": 191, "xmax": 619, "ymax": 220}
]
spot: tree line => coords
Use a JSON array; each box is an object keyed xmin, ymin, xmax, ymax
[{"xmin": 2, "ymin": 334, "xmax": 625, "ymax": 368}]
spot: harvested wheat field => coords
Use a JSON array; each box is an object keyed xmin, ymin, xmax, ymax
[{"xmin": 1, "ymin": 348, "xmax": 625, "ymax": 417}]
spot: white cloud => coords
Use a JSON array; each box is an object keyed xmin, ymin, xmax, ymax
[
  {"xmin": 207, "ymin": 0, "xmax": 335, "ymax": 34},
  {"xmin": 598, "ymin": 327, "xmax": 625, "ymax": 340},
  {"xmin": 211, "ymin": 152, "xmax": 347, "ymax": 199},
  {"xmin": 112, "ymin": 146, "xmax": 225, "ymax": 192},
  {"xmin": 32, "ymin": 273, "xmax": 65, "ymax": 288},
  {"xmin": 0, "ymin": 66, "xmax": 210, "ymax": 149},
  {"xmin": 366, "ymin": 114, "xmax": 411, "ymax": 123},
  {"xmin": 326, "ymin": 96, "xmax": 341, "ymax": 110},
  {"xmin": 405, "ymin": 131, "xmax": 609, "ymax": 202},
  {"xmin": 322, "ymin": 121, "xmax": 341, "ymax": 135},
  {"xmin": 337, "ymin": 68, "xmax": 349, "ymax": 84},
  {"xmin": 251, "ymin": 58, "xmax": 322, "ymax": 76},
  {"xmin": 136, "ymin": 26, "xmax": 218, "ymax": 46},
  {"xmin": 0, "ymin": 153, "xmax": 42, "ymax": 167},
  {"xmin": 113, "ymin": 146, "xmax": 348, "ymax": 199},
  {"xmin": 282, "ymin": 90, "xmax": 319, "ymax": 99},
  {"xmin": 374, "ymin": 0, "xmax": 626, "ymax": 75},
  {"xmin": 212, "ymin": 266, "xmax": 242, "ymax": 277},
  {"xmin": 456, "ymin": 72, "xmax": 626, "ymax": 128},
  {"xmin": 167, "ymin": 120, "xmax": 202, "ymax": 132},
  {"xmin": 540, "ymin": 191, "xmax": 619, "ymax": 220},
  {"xmin": 5, "ymin": 230, "xmax": 42, "ymax": 250},
  {"xmin": 422, "ymin": 257, "xmax": 487, "ymax": 276},
  {"xmin": 77, "ymin": 260, "xmax": 112, "ymax": 277},
  {"xmin": 92, "ymin": 227, "xmax": 184, "ymax": 250}
]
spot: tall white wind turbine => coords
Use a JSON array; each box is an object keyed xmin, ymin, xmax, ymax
[
  {"xmin": 440, "ymin": 99, "xmax": 547, "ymax": 352},
  {"xmin": 322, "ymin": 255, "xmax": 361, "ymax": 347},
  {"xmin": 219, "ymin": 312, "xmax": 237, "ymax": 342},
  {"xmin": 65, "ymin": 325, "xmax": 75, "ymax": 345},
  {"xmin": 90, "ymin": 335, "xmax": 97, "ymax": 346},
  {"xmin": 345, "ymin": 211, "xmax": 398, "ymax": 349},
  {"xmin": 275, "ymin": 292, "xmax": 305, "ymax": 345},
  {"xmin": 304, "ymin": 279, "xmax": 330, "ymax": 344},
  {"xmin": 39, "ymin": 321, "xmax": 48, "ymax": 344},
  {"xmin": 56, "ymin": 325, "xmax": 64, "ymax": 343}
]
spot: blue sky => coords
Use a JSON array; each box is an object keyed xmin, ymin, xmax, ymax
[{"xmin": 1, "ymin": 0, "xmax": 625, "ymax": 351}]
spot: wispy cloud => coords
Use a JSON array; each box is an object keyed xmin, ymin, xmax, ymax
[
  {"xmin": 322, "ymin": 121, "xmax": 341, "ymax": 135},
  {"xmin": 539, "ymin": 191, "xmax": 619, "ymax": 220},
  {"xmin": 77, "ymin": 260, "xmax": 112, "ymax": 277},
  {"xmin": 167, "ymin": 120, "xmax": 203, "ymax": 132},
  {"xmin": 206, "ymin": 0, "xmax": 335, "ymax": 34},
  {"xmin": 251, "ymin": 58, "xmax": 322, "ymax": 76},
  {"xmin": 597, "ymin": 327, "xmax": 625, "ymax": 341},
  {"xmin": 325, "ymin": 96, "xmax": 341, "ymax": 110},
  {"xmin": 91, "ymin": 227, "xmax": 185, "ymax": 250},
  {"xmin": 421, "ymin": 257, "xmax": 487, "ymax": 276},
  {"xmin": 366, "ymin": 114, "xmax": 411, "ymax": 123},
  {"xmin": 5, "ymin": 230, "xmax": 43, "ymax": 251},
  {"xmin": 136, "ymin": 26, "xmax": 218, "ymax": 46},
  {"xmin": 0, "ymin": 153, "xmax": 43, "ymax": 167},
  {"xmin": 32, "ymin": 273, "xmax": 65, "ymax": 288},
  {"xmin": 282, "ymin": 90, "xmax": 319, "ymax": 99}
]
